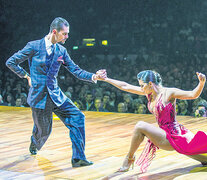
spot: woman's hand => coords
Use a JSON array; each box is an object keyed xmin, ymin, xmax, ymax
[{"xmin": 197, "ymin": 72, "xmax": 206, "ymax": 84}]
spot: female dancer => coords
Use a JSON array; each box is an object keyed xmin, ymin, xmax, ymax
[{"xmin": 98, "ymin": 70, "xmax": 207, "ymax": 172}]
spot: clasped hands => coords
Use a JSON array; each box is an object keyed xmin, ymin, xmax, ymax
[{"xmin": 94, "ymin": 69, "xmax": 107, "ymax": 81}]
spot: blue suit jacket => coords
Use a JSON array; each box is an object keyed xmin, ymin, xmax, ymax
[{"xmin": 6, "ymin": 38, "xmax": 94, "ymax": 109}]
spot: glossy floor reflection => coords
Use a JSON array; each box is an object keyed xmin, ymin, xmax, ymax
[{"xmin": 0, "ymin": 106, "xmax": 207, "ymax": 179}]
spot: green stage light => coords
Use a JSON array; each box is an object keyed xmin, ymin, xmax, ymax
[{"xmin": 73, "ymin": 46, "xmax": 79, "ymax": 50}]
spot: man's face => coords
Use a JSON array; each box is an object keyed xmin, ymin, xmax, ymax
[
  {"xmin": 179, "ymin": 101, "xmax": 186, "ymax": 110},
  {"xmin": 103, "ymin": 95, "xmax": 110, "ymax": 104},
  {"xmin": 55, "ymin": 25, "xmax": 69, "ymax": 44},
  {"xmin": 137, "ymin": 105, "xmax": 145, "ymax": 114},
  {"xmin": 16, "ymin": 99, "xmax": 22, "ymax": 107},
  {"xmin": 124, "ymin": 95, "xmax": 131, "ymax": 103},
  {"xmin": 195, "ymin": 106, "xmax": 206, "ymax": 117},
  {"xmin": 86, "ymin": 94, "xmax": 93, "ymax": 103},
  {"xmin": 118, "ymin": 103, "xmax": 126, "ymax": 113},
  {"xmin": 95, "ymin": 99, "xmax": 101, "ymax": 109},
  {"xmin": 7, "ymin": 95, "xmax": 12, "ymax": 102}
]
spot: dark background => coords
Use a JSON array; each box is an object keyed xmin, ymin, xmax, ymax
[
  {"xmin": 1, "ymin": 0, "xmax": 207, "ymax": 114},
  {"xmin": 1, "ymin": 0, "xmax": 207, "ymax": 62}
]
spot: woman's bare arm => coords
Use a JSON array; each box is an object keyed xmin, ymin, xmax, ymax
[
  {"xmin": 104, "ymin": 78, "xmax": 145, "ymax": 95},
  {"xmin": 167, "ymin": 72, "xmax": 206, "ymax": 100}
]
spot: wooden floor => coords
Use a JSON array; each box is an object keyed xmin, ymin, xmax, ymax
[{"xmin": 0, "ymin": 106, "xmax": 207, "ymax": 180}]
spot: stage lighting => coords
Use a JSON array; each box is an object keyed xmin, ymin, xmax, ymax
[
  {"xmin": 82, "ymin": 38, "xmax": 96, "ymax": 47},
  {"xmin": 102, "ymin": 40, "xmax": 108, "ymax": 46},
  {"xmin": 72, "ymin": 46, "xmax": 79, "ymax": 50}
]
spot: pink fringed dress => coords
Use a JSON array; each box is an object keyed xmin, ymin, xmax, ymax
[{"xmin": 136, "ymin": 94, "xmax": 207, "ymax": 173}]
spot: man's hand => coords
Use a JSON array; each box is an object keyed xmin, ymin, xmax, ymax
[
  {"xmin": 25, "ymin": 74, "xmax": 32, "ymax": 87},
  {"xmin": 28, "ymin": 76, "xmax": 32, "ymax": 87},
  {"xmin": 94, "ymin": 69, "xmax": 107, "ymax": 81}
]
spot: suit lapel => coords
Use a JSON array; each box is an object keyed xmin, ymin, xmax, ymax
[{"xmin": 39, "ymin": 38, "xmax": 47, "ymax": 58}]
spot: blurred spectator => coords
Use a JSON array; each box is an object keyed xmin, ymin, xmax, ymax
[
  {"xmin": 20, "ymin": 93, "xmax": 29, "ymax": 107},
  {"xmin": 109, "ymin": 91, "xmax": 118, "ymax": 110},
  {"xmin": 65, "ymin": 91, "xmax": 72, "ymax": 99},
  {"xmin": 83, "ymin": 92, "xmax": 94, "ymax": 111},
  {"xmin": 191, "ymin": 97, "xmax": 206, "ymax": 115},
  {"xmin": 13, "ymin": 83, "xmax": 25, "ymax": 99},
  {"xmin": 74, "ymin": 100, "xmax": 84, "ymax": 110},
  {"xmin": 91, "ymin": 98, "xmax": 107, "ymax": 112},
  {"xmin": 123, "ymin": 93, "xmax": 134, "ymax": 113},
  {"xmin": 67, "ymin": 86, "xmax": 74, "ymax": 98},
  {"xmin": 102, "ymin": 94, "xmax": 115, "ymax": 112},
  {"xmin": 132, "ymin": 98, "xmax": 144, "ymax": 113},
  {"xmin": 4, "ymin": 94, "xmax": 15, "ymax": 106},
  {"xmin": 15, "ymin": 98, "xmax": 24, "ymax": 107},
  {"xmin": 73, "ymin": 84, "xmax": 82, "ymax": 99},
  {"xmin": 64, "ymin": 86, "xmax": 74, "ymax": 99},
  {"xmin": 2, "ymin": 85, "xmax": 12, "ymax": 98},
  {"xmin": 178, "ymin": 100, "xmax": 189, "ymax": 115},
  {"xmin": 135, "ymin": 104, "xmax": 147, "ymax": 114},
  {"xmin": 79, "ymin": 85, "xmax": 91, "ymax": 101},
  {"xmin": 0, "ymin": 95, "xmax": 6, "ymax": 105},
  {"xmin": 93, "ymin": 87, "xmax": 104, "ymax": 99},
  {"xmin": 194, "ymin": 101, "xmax": 207, "ymax": 117},
  {"xmin": 117, "ymin": 102, "xmax": 127, "ymax": 113}
]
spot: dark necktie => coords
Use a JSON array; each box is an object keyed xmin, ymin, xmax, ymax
[
  {"xmin": 50, "ymin": 44, "xmax": 54, "ymax": 55},
  {"xmin": 46, "ymin": 45, "xmax": 55, "ymax": 71}
]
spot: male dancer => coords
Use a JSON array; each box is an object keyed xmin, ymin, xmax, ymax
[{"xmin": 6, "ymin": 17, "xmax": 105, "ymax": 167}]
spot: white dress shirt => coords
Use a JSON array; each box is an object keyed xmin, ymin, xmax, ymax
[{"xmin": 45, "ymin": 36, "xmax": 55, "ymax": 55}]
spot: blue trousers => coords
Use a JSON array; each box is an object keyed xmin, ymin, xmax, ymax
[{"xmin": 31, "ymin": 95, "xmax": 86, "ymax": 160}]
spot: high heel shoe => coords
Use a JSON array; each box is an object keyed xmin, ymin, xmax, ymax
[{"xmin": 118, "ymin": 156, "xmax": 135, "ymax": 172}]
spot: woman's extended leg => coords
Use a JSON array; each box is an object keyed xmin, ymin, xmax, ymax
[{"xmin": 119, "ymin": 121, "xmax": 174, "ymax": 171}]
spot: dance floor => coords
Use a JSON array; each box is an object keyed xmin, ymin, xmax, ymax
[{"xmin": 0, "ymin": 106, "xmax": 207, "ymax": 180}]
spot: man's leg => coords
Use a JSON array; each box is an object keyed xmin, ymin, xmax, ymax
[
  {"xmin": 54, "ymin": 98, "xmax": 93, "ymax": 166},
  {"xmin": 31, "ymin": 96, "xmax": 53, "ymax": 153}
]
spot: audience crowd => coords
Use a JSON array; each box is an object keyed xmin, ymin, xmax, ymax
[
  {"xmin": 1, "ymin": 54, "xmax": 207, "ymax": 117},
  {"xmin": 1, "ymin": 0, "xmax": 207, "ymax": 117}
]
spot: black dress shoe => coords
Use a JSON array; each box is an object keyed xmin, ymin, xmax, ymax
[
  {"xmin": 202, "ymin": 162, "xmax": 207, "ymax": 166},
  {"xmin": 29, "ymin": 139, "xmax": 37, "ymax": 155},
  {"xmin": 71, "ymin": 159, "xmax": 93, "ymax": 167}
]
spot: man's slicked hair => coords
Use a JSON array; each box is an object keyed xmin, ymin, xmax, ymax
[{"xmin": 49, "ymin": 17, "xmax": 69, "ymax": 33}]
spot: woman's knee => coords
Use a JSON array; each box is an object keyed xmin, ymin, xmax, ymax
[{"xmin": 134, "ymin": 121, "xmax": 148, "ymax": 133}]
